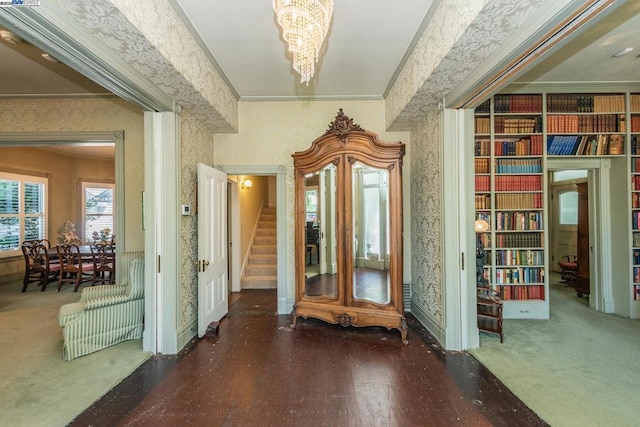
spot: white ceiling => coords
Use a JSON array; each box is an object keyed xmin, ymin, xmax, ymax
[
  {"xmin": 0, "ymin": 1, "xmax": 639, "ymax": 106},
  {"xmin": 173, "ymin": 0, "xmax": 434, "ymax": 100}
]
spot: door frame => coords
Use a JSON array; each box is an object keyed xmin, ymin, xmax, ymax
[
  {"xmin": 216, "ymin": 165, "xmax": 290, "ymax": 314},
  {"xmin": 548, "ymin": 158, "xmax": 614, "ymax": 314},
  {"xmin": 549, "ymin": 180, "xmax": 581, "ymax": 272}
]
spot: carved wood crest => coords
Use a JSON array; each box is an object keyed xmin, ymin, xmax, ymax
[{"xmin": 324, "ymin": 109, "xmax": 364, "ymax": 142}]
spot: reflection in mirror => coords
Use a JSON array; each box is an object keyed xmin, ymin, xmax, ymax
[
  {"xmin": 352, "ymin": 162, "xmax": 390, "ymax": 304},
  {"xmin": 304, "ymin": 163, "xmax": 338, "ymax": 298}
]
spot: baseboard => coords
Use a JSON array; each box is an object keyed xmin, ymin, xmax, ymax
[
  {"xmin": 410, "ymin": 297, "xmax": 446, "ymax": 347},
  {"xmin": 177, "ymin": 317, "xmax": 197, "ymax": 352}
]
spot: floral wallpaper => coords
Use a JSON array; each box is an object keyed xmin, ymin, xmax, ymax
[
  {"xmin": 409, "ymin": 107, "xmax": 443, "ymax": 323},
  {"xmin": 57, "ymin": 0, "xmax": 238, "ymax": 133},
  {"xmin": 386, "ymin": 0, "xmax": 547, "ymax": 131},
  {"xmin": 178, "ymin": 111, "xmax": 215, "ymax": 332}
]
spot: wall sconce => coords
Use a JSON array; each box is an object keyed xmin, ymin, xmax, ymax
[{"xmin": 241, "ymin": 179, "xmax": 253, "ymax": 190}]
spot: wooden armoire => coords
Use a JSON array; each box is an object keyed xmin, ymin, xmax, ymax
[{"xmin": 290, "ymin": 109, "xmax": 407, "ymax": 343}]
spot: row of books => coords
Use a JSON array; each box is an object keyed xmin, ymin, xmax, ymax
[
  {"xmin": 631, "ymin": 116, "xmax": 640, "ymax": 133},
  {"xmin": 631, "ymin": 192, "xmax": 640, "ymax": 209},
  {"xmin": 632, "ymin": 95, "xmax": 640, "ymax": 113},
  {"xmin": 475, "ymin": 117, "xmax": 490, "ymax": 134},
  {"xmin": 495, "ymin": 175, "xmax": 542, "ymax": 192},
  {"xmin": 495, "ymin": 117, "xmax": 542, "ymax": 134},
  {"xmin": 635, "ymin": 285, "xmax": 640, "ymax": 301},
  {"xmin": 633, "ymin": 250, "xmax": 640, "ymax": 265},
  {"xmin": 547, "ymin": 134, "xmax": 625, "ymax": 156},
  {"xmin": 630, "ymin": 176, "xmax": 640, "ymax": 192},
  {"xmin": 632, "ymin": 267, "xmax": 640, "ymax": 284},
  {"xmin": 475, "ymin": 99, "xmax": 491, "ymax": 114},
  {"xmin": 475, "ymin": 175, "xmax": 490, "ymax": 192},
  {"xmin": 494, "ymin": 267, "xmax": 544, "ymax": 284},
  {"xmin": 498, "ymin": 284, "xmax": 545, "ymax": 301},
  {"xmin": 494, "ymin": 232, "xmax": 543, "ymax": 248},
  {"xmin": 475, "ymin": 194, "xmax": 491, "ymax": 210},
  {"xmin": 495, "ymin": 158, "xmax": 542, "ymax": 174},
  {"xmin": 631, "ymin": 211, "xmax": 640, "ymax": 229},
  {"xmin": 633, "ymin": 231, "xmax": 640, "ymax": 247},
  {"xmin": 494, "ymin": 136, "xmax": 544, "ymax": 156},
  {"xmin": 493, "ymin": 94, "xmax": 543, "ymax": 113},
  {"xmin": 546, "ymin": 114, "xmax": 625, "ymax": 133},
  {"xmin": 630, "ymin": 158, "xmax": 640, "ymax": 173},
  {"xmin": 495, "ymin": 249, "xmax": 544, "ymax": 266},
  {"xmin": 495, "ymin": 193, "xmax": 543, "ymax": 209},
  {"xmin": 494, "ymin": 212, "xmax": 543, "ymax": 231},
  {"xmin": 547, "ymin": 94, "xmax": 625, "ymax": 113},
  {"xmin": 475, "ymin": 158, "xmax": 490, "ymax": 173},
  {"xmin": 631, "ymin": 136, "xmax": 640, "ymax": 155}
]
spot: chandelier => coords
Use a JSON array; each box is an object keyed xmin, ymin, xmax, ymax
[{"xmin": 273, "ymin": 0, "xmax": 334, "ymax": 85}]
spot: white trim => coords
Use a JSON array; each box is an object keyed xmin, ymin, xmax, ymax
[
  {"xmin": 144, "ymin": 112, "xmax": 180, "ymax": 355},
  {"xmin": 441, "ymin": 109, "xmax": 478, "ymax": 351},
  {"xmin": 216, "ymin": 165, "xmax": 290, "ymax": 314}
]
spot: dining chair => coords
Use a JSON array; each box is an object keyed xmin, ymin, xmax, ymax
[
  {"xmin": 90, "ymin": 242, "xmax": 115, "ymax": 285},
  {"xmin": 56, "ymin": 244, "xmax": 94, "ymax": 292},
  {"xmin": 21, "ymin": 241, "xmax": 61, "ymax": 292}
]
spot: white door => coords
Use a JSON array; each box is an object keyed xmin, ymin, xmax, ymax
[{"xmin": 197, "ymin": 163, "xmax": 228, "ymax": 337}]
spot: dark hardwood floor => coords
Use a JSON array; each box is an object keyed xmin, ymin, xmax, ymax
[{"xmin": 71, "ymin": 290, "xmax": 547, "ymax": 426}]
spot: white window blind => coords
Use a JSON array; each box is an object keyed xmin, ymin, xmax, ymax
[
  {"xmin": 0, "ymin": 172, "xmax": 47, "ymax": 257},
  {"xmin": 82, "ymin": 182, "xmax": 115, "ymax": 242}
]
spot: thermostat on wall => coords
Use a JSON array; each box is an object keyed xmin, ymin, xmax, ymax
[{"xmin": 181, "ymin": 205, "xmax": 191, "ymax": 216}]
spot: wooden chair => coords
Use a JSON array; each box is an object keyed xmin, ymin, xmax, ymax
[
  {"xmin": 477, "ymin": 286, "xmax": 503, "ymax": 343},
  {"xmin": 91, "ymin": 242, "xmax": 115, "ymax": 285},
  {"xmin": 21, "ymin": 241, "xmax": 61, "ymax": 292},
  {"xmin": 56, "ymin": 244, "xmax": 94, "ymax": 292}
]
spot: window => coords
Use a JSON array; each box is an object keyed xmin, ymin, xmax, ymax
[
  {"xmin": 559, "ymin": 191, "xmax": 578, "ymax": 225},
  {"xmin": 0, "ymin": 171, "xmax": 47, "ymax": 257},
  {"xmin": 305, "ymin": 188, "xmax": 318, "ymax": 223},
  {"xmin": 553, "ymin": 170, "xmax": 588, "ymax": 182},
  {"xmin": 82, "ymin": 182, "xmax": 115, "ymax": 243}
]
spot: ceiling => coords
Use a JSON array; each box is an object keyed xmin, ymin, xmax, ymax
[{"xmin": 0, "ymin": 1, "xmax": 639, "ymax": 114}]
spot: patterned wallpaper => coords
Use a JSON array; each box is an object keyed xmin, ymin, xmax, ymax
[
  {"xmin": 178, "ymin": 111, "xmax": 215, "ymax": 331},
  {"xmin": 57, "ymin": 0, "xmax": 238, "ymax": 132},
  {"xmin": 386, "ymin": 0, "xmax": 547, "ymax": 131},
  {"xmin": 409, "ymin": 107, "xmax": 443, "ymax": 323}
]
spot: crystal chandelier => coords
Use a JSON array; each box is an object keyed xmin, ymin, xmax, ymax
[{"xmin": 273, "ymin": 0, "xmax": 334, "ymax": 85}]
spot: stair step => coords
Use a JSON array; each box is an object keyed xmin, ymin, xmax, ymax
[
  {"xmin": 259, "ymin": 220, "xmax": 276, "ymax": 229},
  {"xmin": 255, "ymin": 236, "xmax": 276, "ymax": 245},
  {"xmin": 246, "ymin": 265, "xmax": 277, "ymax": 276},
  {"xmin": 241, "ymin": 275, "xmax": 277, "ymax": 289},
  {"xmin": 249, "ymin": 254, "xmax": 277, "ymax": 264},
  {"xmin": 261, "ymin": 214, "xmax": 276, "ymax": 222},
  {"xmin": 252, "ymin": 244, "xmax": 276, "ymax": 254},
  {"xmin": 256, "ymin": 228, "xmax": 276, "ymax": 236}
]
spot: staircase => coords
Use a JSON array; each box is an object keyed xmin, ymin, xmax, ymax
[{"xmin": 241, "ymin": 207, "xmax": 277, "ymax": 289}]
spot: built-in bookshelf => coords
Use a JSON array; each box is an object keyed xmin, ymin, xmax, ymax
[
  {"xmin": 546, "ymin": 94, "xmax": 626, "ymax": 156},
  {"xmin": 630, "ymin": 93, "xmax": 640, "ymax": 301},
  {"xmin": 476, "ymin": 91, "xmax": 640, "ymax": 320},
  {"xmin": 474, "ymin": 94, "xmax": 546, "ymax": 319}
]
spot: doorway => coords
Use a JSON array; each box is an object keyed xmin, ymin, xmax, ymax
[{"xmin": 221, "ymin": 166, "xmax": 289, "ymax": 314}]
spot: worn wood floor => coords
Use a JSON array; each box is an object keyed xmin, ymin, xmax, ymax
[{"xmin": 71, "ymin": 290, "xmax": 547, "ymax": 426}]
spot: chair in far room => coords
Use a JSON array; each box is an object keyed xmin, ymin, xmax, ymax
[
  {"xmin": 21, "ymin": 240, "xmax": 61, "ymax": 292},
  {"xmin": 56, "ymin": 244, "xmax": 94, "ymax": 292}
]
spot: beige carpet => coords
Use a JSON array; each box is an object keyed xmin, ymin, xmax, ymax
[
  {"xmin": 0, "ymin": 280, "xmax": 151, "ymax": 427},
  {"xmin": 470, "ymin": 274, "xmax": 640, "ymax": 427}
]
